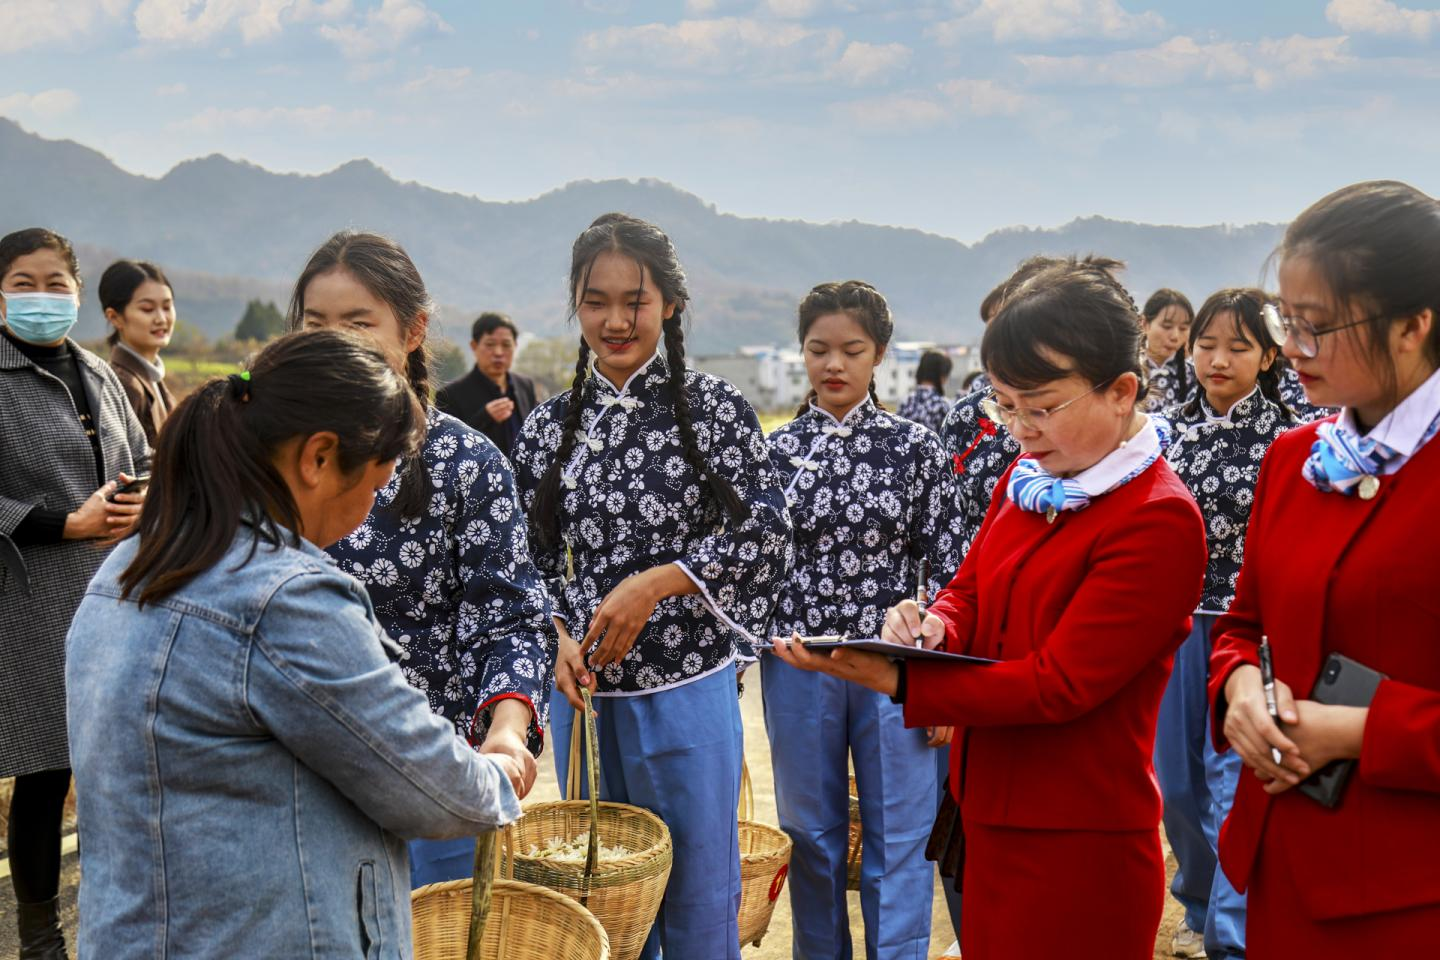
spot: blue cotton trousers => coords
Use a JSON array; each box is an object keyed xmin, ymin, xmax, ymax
[
  {"xmin": 1155, "ymin": 614, "xmax": 1247, "ymax": 958},
  {"xmin": 552, "ymin": 664, "xmax": 744, "ymax": 960},
  {"xmin": 761, "ymin": 654, "xmax": 936, "ymax": 960}
]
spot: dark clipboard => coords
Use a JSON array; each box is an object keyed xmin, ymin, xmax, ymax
[{"xmin": 761, "ymin": 637, "xmax": 996, "ymax": 666}]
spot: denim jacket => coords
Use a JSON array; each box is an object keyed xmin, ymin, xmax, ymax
[{"xmin": 66, "ymin": 526, "xmax": 521, "ymax": 959}]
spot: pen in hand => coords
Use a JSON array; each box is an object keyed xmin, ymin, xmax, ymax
[
  {"xmin": 914, "ymin": 559, "xmax": 929, "ymax": 649},
  {"xmin": 1259, "ymin": 634, "xmax": 1284, "ymax": 766}
]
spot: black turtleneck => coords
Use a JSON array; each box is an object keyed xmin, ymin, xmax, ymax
[{"xmin": 3, "ymin": 326, "xmax": 102, "ymax": 544}]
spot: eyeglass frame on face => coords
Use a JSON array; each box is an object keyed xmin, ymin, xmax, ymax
[
  {"xmin": 1260, "ymin": 302, "xmax": 1376, "ymax": 360},
  {"xmin": 980, "ymin": 378, "xmax": 1110, "ymax": 431}
]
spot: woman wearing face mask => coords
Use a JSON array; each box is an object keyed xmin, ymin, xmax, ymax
[
  {"xmin": 511, "ymin": 213, "xmax": 792, "ymax": 960},
  {"xmin": 101, "ymin": 260, "xmax": 177, "ymax": 447},
  {"xmin": 0, "ymin": 227, "xmax": 150, "ymax": 959},
  {"xmin": 1154, "ymin": 289, "xmax": 1298, "ymax": 960},
  {"xmin": 291, "ymin": 231, "xmax": 556, "ymax": 888},
  {"xmin": 1140, "ymin": 288, "xmax": 1196, "ymax": 412},
  {"xmin": 66, "ymin": 329, "xmax": 526, "ymax": 959},
  {"xmin": 1210, "ymin": 181, "xmax": 1440, "ymax": 954},
  {"xmin": 764, "ymin": 281, "xmax": 958, "ymax": 959},
  {"xmin": 772, "ymin": 257, "xmax": 1207, "ymax": 960}
]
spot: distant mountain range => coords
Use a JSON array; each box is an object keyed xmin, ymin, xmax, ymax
[{"xmin": 0, "ymin": 117, "xmax": 1286, "ymax": 353}]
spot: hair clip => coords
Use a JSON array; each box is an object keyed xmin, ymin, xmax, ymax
[{"xmin": 228, "ymin": 370, "xmax": 252, "ymax": 403}]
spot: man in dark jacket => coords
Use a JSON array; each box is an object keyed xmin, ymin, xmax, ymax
[{"xmin": 435, "ymin": 312, "xmax": 537, "ymax": 455}]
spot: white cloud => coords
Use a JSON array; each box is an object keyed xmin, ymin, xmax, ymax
[
  {"xmin": 939, "ymin": 77, "xmax": 1032, "ymax": 115},
  {"xmin": 133, "ymin": 0, "xmax": 353, "ymax": 45},
  {"xmin": 0, "ymin": 88, "xmax": 81, "ymax": 118},
  {"xmin": 318, "ymin": 0, "xmax": 448, "ymax": 59},
  {"xmin": 1018, "ymin": 34, "xmax": 1352, "ymax": 89},
  {"xmin": 1326, "ymin": 0, "xmax": 1440, "ymax": 39},
  {"xmin": 400, "ymin": 65, "xmax": 471, "ymax": 94},
  {"xmin": 155, "ymin": 81, "xmax": 188, "ymax": 95},
  {"xmin": 0, "ymin": 0, "xmax": 129, "ymax": 54},
  {"xmin": 171, "ymin": 103, "xmax": 375, "ymax": 133},
  {"xmin": 578, "ymin": 17, "xmax": 844, "ymax": 77},
  {"xmin": 829, "ymin": 41, "xmax": 911, "ymax": 84},
  {"xmin": 833, "ymin": 93, "xmax": 949, "ymax": 131},
  {"xmin": 928, "ymin": 0, "xmax": 1166, "ymax": 44}
]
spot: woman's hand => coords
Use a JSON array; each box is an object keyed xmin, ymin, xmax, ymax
[
  {"xmin": 584, "ymin": 564, "xmax": 697, "ymax": 671},
  {"xmin": 1223, "ymin": 663, "xmax": 1308, "ymax": 787},
  {"xmin": 66, "ymin": 477, "xmax": 145, "ymax": 542},
  {"xmin": 101, "ymin": 473, "xmax": 146, "ymax": 544},
  {"xmin": 554, "ymin": 618, "xmax": 595, "ymax": 711},
  {"xmin": 478, "ymin": 699, "xmax": 538, "ymax": 799},
  {"xmin": 881, "ymin": 599, "xmax": 947, "ymax": 650},
  {"xmin": 769, "ymin": 633, "xmax": 901, "ymax": 698},
  {"xmin": 926, "ymin": 725, "xmax": 954, "ymax": 748},
  {"xmin": 1258, "ymin": 701, "xmax": 1367, "ymax": 796}
]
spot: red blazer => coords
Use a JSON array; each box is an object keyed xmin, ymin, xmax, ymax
[
  {"xmin": 1209, "ymin": 419, "xmax": 1440, "ymax": 920},
  {"xmin": 906, "ymin": 457, "xmax": 1205, "ymax": 831}
]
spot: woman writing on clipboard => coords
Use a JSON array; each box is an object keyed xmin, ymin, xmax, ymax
[
  {"xmin": 1209, "ymin": 181, "xmax": 1440, "ymax": 955},
  {"xmin": 772, "ymin": 256, "xmax": 1207, "ymax": 960}
]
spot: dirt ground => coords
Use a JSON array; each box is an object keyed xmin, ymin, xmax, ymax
[{"xmin": 0, "ymin": 669, "xmax": 1184, "ymax": 958}]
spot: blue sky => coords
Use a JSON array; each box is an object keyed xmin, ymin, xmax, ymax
[{"xmin": 3, "ymin": 0, "xmax": 1439, "ymax": 241}]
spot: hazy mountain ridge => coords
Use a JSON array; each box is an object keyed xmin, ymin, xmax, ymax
[{"xmin": 0, "ymin": 118, "xmax": 1286, "ymax": 352}]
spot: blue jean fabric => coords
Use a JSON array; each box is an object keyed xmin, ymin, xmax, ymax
[
  {"xmin": 552, "ymin": 665, "xmax": 744, "ymax": 960},
  {"xmin": 409, "ymin": 837, "xmax": 476, "ymax": 889},
  {"xmin": 936, "ymin": 745, "xmax": 963, "ymax": 944},
  {"xmin": 66, "ymin": 530, "xmax": 521, "ymax": 959},
  {"xmin": 1155, "ymin": 614, "xmax": 1246, "ymax": 958},
  {"xmin": 761, "ymin": 654, "xmax": 936, "ymax": 960}
]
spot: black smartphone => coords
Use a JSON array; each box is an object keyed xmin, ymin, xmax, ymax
[
  {"xmin": 107, "ymin": 474, "xmax": 151, "ymax": 501},
  {"xmin": 1297, "ymin": 653, "xmax": 1386, "ymax": 808}
]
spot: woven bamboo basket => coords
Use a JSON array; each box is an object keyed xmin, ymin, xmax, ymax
[
  {"xmin": 412, "ymin": 832, "xmax": 609, "ymax": 960},
  {"xmin": 846, "ymin": 775, "xmax": 863, "ymax": 891},
  {"xmin": 502, "ymin": 689, "xmax": 672, "ymax": 960},
  {"xmin": 736, "ymin": 760, "xmax": 792, "ymax": 948}
]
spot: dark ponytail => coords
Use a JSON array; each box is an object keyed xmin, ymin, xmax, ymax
[
  {"xmin": 119, "ymin": 329, "xmax": 424, "ymax": 605},
  {"xmin": 288, "ymin": 231, "xmax": 435, "ymax": 518},
  {"xmin": 99, "ymin": 259, "xmax": 172, "ymax": 347},
  {"xmin": 794, "ymin": 279, "xmax": 894, "ymax": 418},
  {"xmin": 528, "ymin": 212, "xmax": 746, "ymax": 552}
]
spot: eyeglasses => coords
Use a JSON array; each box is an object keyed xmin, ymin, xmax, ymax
[
  {"xmin": 979, "ymin": 381, "xmax": 1105, "ymax": 431},
  {"xmin": 1260, "ymin": 303, "xmax": 1375, "ymax": 360}
]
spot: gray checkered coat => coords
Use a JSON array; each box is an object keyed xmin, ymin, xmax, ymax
[{"xmin": 0, "ymin": 333, "xmax": 150, "ymax": 777}]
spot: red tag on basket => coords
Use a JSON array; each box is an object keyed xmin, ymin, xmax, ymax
[{"xmin": 768, "ymin": 864, "xmax": 789, "ymax": 902}]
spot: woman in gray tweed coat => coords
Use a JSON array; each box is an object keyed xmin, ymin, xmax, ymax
[{"xmin": 0, "ymin": 228, "xmax": 150, "ymax": 960}]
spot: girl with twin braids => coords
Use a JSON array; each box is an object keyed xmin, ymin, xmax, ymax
[
  {"xmin": 763, "ymin": 280, "xmax": 960, "ymax": 958},
  {"xmin": 510, "ymin": 213, "xmax": 792, "ymax": 960}
]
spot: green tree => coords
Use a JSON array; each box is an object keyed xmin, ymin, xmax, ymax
[
  {"xmin": 166, "ymin": 316, "xmax": 211, "ymax": 357},
  {"xmin": 430, "ymin": 339, "xmax": 468, "ymax": 386},
  {"xmin": 234, "ymin": 299, "xmax": 286, "ymax": 342}
]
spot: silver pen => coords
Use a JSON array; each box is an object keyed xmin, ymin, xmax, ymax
[
  {"xmin": 914, "ymin": 559, "xmax": 929, "ymax": 649},
  {"xmin": 1259, "ymin": 635, "xmax": 1283, "ymax": 765}
]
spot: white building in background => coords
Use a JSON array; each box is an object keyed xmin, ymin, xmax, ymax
[{"xmin": 693, "ymin": 342, "xmax": 980, "ymax": 414}]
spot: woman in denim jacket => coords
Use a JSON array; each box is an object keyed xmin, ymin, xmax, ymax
[{"xmin": 65, "ymin": 330, "xmax": 525, "ymax": 960}]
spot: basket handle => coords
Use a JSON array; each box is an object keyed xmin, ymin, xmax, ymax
[
  {"xmin": 566, "ymin": 687, "xmax": 602, "ymax": 906},
  {"xmin": 738, "ymin": 757, "xmax": 754, "ymax": 822},
  {"xmin": 466, "ymin": 831, "xmax": 498, "ymax": 960}
]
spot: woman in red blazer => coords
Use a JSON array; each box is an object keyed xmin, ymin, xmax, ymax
[
  {"xmin": 773, "ymin": 256, "xmax": 1207, "ymax": 959},
  {"xmin": 1209, "ymin": 180, "xmax": 1440, "ymax": 955}
]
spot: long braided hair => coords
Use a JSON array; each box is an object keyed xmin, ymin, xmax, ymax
[
  {"xmin": 1182, "ymin": 287, "xmax": 1295, "ymax": 420},
  {"xmin": 528, "ymin": 213, "xmax": 747, "ymax": 553},
  {"xmin": 287, "ymin": 230, "xmax": 436, "ymax": 518},
  {"xmin": 793, "ymin": 280, "xmax": 894, "ymax": 418}
]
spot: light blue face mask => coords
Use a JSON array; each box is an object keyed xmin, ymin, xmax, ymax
[{"xmin": 2, "ymin": 292, "xmax": 80, "ymax": 344}]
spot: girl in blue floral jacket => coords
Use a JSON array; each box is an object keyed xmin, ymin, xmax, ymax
[
  {"xmin": 511, "ymin": 214, "xmax": 792, "ymax": 960},
  {"xmin": 290, "ymin": 232, "xmax": 557, "ymax": 888},
  {"xmin": 765, "ymin": 281, "xmax": 959, "ymax": 959},
  {"xmin": 1155, "ymin": 288, "xmax": 1298, "ymax": 960}
]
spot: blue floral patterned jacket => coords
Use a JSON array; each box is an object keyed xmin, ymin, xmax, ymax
[
  {"xmin": 328, "ymin": 408, "xmax": 556, "ymax": 754},
  {"xmin": 897, "ymin": 384, "xmax": 950, "ymax": 436},
  {"xmin": 1161, "ymin": 388, "xmax": 1299, "ymax": 614},
  {"xmin": 767, "ymin": 398, "xmax": 960, "ymax": 639},
  {"xmin": 939, "ymin": 378, "xmax": 1021, "ymax": 558},
  {"xmin": 511, "ymin": 351, "xmax": 793, "ymax": 696}
]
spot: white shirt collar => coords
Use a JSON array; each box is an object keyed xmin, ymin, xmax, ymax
[
  {"xmin": 117, "ymin": 340, "xmax": 165, "ymax": 382},
  {"xmin": 1338, "ymin": 363, "xmax": 1440, "ymax": 461},
  {"xmin": 808, "ymin": 395, "xmax": 873, "ymax": 427},
  {"xmin": 1067, "ymin": 414, "xmax": 1165, "ymax": 498}
]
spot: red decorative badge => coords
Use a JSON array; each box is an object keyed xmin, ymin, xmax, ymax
[{"xmin": 768, "ymin": 864, "xmax": 789, "ymax": 901}]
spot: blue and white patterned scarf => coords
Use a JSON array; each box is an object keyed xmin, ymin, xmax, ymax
[
  {"xmin": 1301, "ymin": 421, "xmax": 1400, "ymax": 496},
  {"xmin": 1007, "ymin": 415, "xmax": 1172, "ymax": 518}
]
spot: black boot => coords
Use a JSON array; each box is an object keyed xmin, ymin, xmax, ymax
[{"xmin": 16, "ymin": 897, "xmax": 68, "ymax": 960}]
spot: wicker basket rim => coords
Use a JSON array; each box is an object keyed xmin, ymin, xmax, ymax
[
  {"xmin": 511, "ymin": 799, "xmax": 673, "ymax": 869},
  {"xmin": 737, "ymin": 821, "xmax": 792, "ymax": 862}
]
